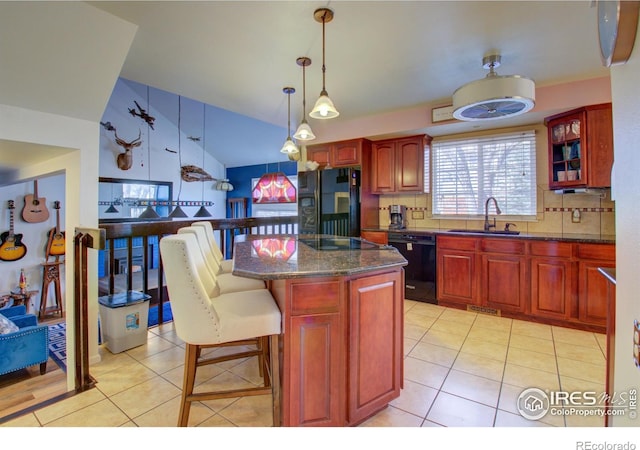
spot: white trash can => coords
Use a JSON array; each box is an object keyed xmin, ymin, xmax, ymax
[{"xmin": 98, "ymin": 290, "xmax": 151, "ymax": 353}]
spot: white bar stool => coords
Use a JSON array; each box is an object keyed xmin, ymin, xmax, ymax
[
  {"xmin": 160, "ymin": 233, "xmax": 281, "ymax": 427},
  {"xmin": 191, "ymin": 221, "xmax": 234, "ymax": 273}
]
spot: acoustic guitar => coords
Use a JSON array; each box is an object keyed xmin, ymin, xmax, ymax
[
  {"xmin": 46, "ymin": 201, "xmax": 65, "ymax": 258},
  {"xmin": 0, "ymin": 200, "xmax": 27, "ymax": 261},
  {"xmin": 22, "ymin": 180, "xmax": 50, "ymax": 223}
]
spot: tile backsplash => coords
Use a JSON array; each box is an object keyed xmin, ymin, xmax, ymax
[{"xmin": 377, "ymin": 188, "xmax": 615, "ymax": 236}]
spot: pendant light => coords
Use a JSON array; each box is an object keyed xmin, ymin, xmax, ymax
[
  {"xmin": 293, "ymin": 57, "xmax": 315, "ymax": 141},
  {"xmin": 194, "ymin": 103, "xmax": 212, "ymax": 218},
  {"xmin": 280, "ymin": 87, "xmax": 299, "ymax": 155},
  {"xmin": 138, "ymin": 87, "xmax": 160, "ymax": 219},
  {"xmin": 309, "ymin": 8, "xmax": 339, "ymax": 119},
  {"xmin": 169, "ymin": 95, "xmax": 188, "ymax": 218}
]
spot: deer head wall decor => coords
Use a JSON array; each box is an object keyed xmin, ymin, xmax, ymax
[{"xmin": 114, "ymin": 130, "xmax": 142, "ymax": 170}]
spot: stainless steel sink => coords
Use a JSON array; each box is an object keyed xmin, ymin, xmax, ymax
[{"xmin": 447, "ymin": 229, "xmax": 520, "ymax": 235}]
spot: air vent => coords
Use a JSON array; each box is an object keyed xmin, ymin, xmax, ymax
[{"xmin": 467, "ymin": 305, "xmax": 501, "ymax": 316}]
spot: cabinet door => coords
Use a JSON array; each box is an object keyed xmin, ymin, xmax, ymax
[
  {"xmin": 360, "ymin": 230, "xmax": 388, "ymax": 245},
  {"xmin": 530, "ymin": 257, "xmax": 572, "ymax": 320},
  {"xmin": 578, "ymin": 260, "xmax": 614, "ymax": 327},
  {"xmin": 480, "ymin": 254, "xmax": 527, "ymax": 313},
  {"xmin": 289, "ymin": 313, "xmax": 344, "ymax": 426},
  {"xmin": 332, "ymin": 140, "xmax": 362, "ymax": 167},
  {"xmin": 306, "ymin": 144, "xmax": 332, "ymax": 169},
  {"xmin": 395, "ymin": 136, "xmax": 425, "ymax": 192},
  {"xmin": 371, "ymin": 141, "xmax": 396, "ymax": 193},
  {"xmin": 437, "ymin": 250, "xmax": 477, "ymax": 305},
  {"xmin": 348, "ymin": 270, "xmax": 403, "ymax": 424}
]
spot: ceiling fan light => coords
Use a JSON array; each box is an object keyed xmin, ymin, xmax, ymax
[
  {"xmin": 310, "ymin": 92, "xmax": 339, "ymax": 119},
  {"xmin": 293, "ymin": 120, "xmax": 316, "ymax": 141},
  {"xmin": 452, "ymin": 75, "xmax": 535, "ymax": 121},
  {"xmin": 280, "ymin": 137, "xmax": 299, "ymax": 154}
]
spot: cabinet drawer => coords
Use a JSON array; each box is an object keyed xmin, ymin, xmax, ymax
[
  {"xmin": 291, "ymin": 279, "xmax": 342, "ymax": 315},
  {"xmin": 529, "ymin": 240, "xmax": 573, "ymax": 258},
  {"xmin": 576, "ymin": 243, "xmax": 615, "ymax": 261},
  {"xmin": 480, "ymin": 238, "xmax": 525, "ymax": 255},
  {"xmin": 437, "ymin": 235, "xmax": 477, "ymax": 251}
]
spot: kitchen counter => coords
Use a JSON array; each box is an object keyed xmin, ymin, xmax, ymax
[
  {"xmin": 232, "ymin": 234, "xmax": 407, "ymax": 280},
  {"xmin": 362, "ymin": 226, "xmax": 616, "ymax": 244},
  {"xmin": 232, "ymin": 233, "xmax": 406, "ymax": 426}
]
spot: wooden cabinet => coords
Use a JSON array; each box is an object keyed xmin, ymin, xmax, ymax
[
  {"xmin": 360, "ymin": 230, "xmax": 388, "ymax": 245},
  {"xmin": 479, "ymin": 239, "xmax": 527, "ymax": 313},
  {"xmin": 371, "ymin": 134, "xmax": 430, "ymax": 193},
  {"xmin": 348, "ymin": 271, "xmax": 403, "ymax": 424},
  {"xmin": 529, "ymin": 241, "xmax": 573, "ymax": 320},
  {"xmin": 437, "ymin": 235, "xmax": 478, "ymax": 306},
  {"xmin": 437, "ymin": 234, "xmax": 614, "ymax": 332},
  {"xmin": 544, "ymin": 103, "xmax": 613, "ymax": 190},
  {"xmin": 576, "ymin": 243, "xmax": 616, "ymax": 328},
  {"xmin": 285, "ymin": 277, "xmax": 345, "ymax": 426},
  {"xmin": 306, "ymin": 138, "xmax": 370, "ymax": 168},
  {"xmin": 273, "ymin": 267, "xmax": 404, "ymax": 426}
]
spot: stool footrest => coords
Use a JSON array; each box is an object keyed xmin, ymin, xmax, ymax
[{"xmin": 186, "ymin": 386, "xmax": 272, "ymax": 403}]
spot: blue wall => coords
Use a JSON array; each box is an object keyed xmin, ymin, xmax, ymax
[{"xmin": 226, "ymin": 161, "xmax": 298, "ymax": 217}]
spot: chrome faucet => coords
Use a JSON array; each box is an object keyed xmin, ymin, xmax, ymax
[{"xmin": 484, "ymin": 197, "xmax": 502, "ymax": 231}]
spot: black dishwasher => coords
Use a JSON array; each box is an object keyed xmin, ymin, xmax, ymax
[{"xmin": 388, "ymin": 232, "xmax": 437, "ymax": 304}]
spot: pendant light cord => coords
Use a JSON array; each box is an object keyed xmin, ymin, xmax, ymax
[
  {"xmin": 202, "ymin": 104, "xmax": 206, "ymax": 201},
  {"xmin": 177, "ymin": 96, "xmax": 183, "ymax": 201},
  {"xmin": 321, "ymin": 15, "xmax": 327, "ymax": 93},
  {"xmin": 287, "ymin": 91, "xmax": 292, "ymax": 137}
]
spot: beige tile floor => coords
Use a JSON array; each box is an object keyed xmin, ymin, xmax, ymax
[{"xmin": 1, "ymin": 300, "xmax": 607, "ymax": 428}]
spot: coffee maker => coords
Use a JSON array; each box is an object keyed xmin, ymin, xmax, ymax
[{"xmin": 389, "ymin": 205, "xmax": 407, "ymax": 229}]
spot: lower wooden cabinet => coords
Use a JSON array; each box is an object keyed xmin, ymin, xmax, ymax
[
  {"xmin": 480, "ymin": 253, "xmax": 527, "ymax": 313},
  {"xmin": 530, "ymin": 256, "xmax": 572, "ymax": 320},
  {"xmin": 437, "ymin": 236, "xmax": 478, "ymax": 306},
  {"xmin": 348, "ymin": 271, "xmax": 403, "ymax": 424},
  {"xmin": 273, "ymin": 268, "xmax": 403, "ymax": 426},
  {"xmin": 437, "ymin": 235, "xmax": 615, "ymax": 332},
  {"xmin": 360, "ymin": 230, "xmax": 388, "ymax": 245}
]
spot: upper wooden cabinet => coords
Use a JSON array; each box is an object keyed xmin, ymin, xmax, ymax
[
  {"xmin": 306, "ymin": 138, "xmax": 371, "ymax": 168},
  {"xmin": 544, "ymin": 103, "xmax": 613, "ymax": 190},
  {"xmin": 371, "ymin": 134, "xmax": 430, "ymax": 194}
]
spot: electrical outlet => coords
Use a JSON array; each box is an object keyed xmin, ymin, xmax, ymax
[
  {"xmin": 634, "ymin": 320, "xmax": 639, "ymax": 369},
  {"xmin": 572, "ymin": 209, "xmax": 581, "ymax": 223}
]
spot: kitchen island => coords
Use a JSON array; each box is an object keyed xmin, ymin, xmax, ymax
[{"xmin": 232, "ymin": 234, "xmax": 407, "ymax": 427}]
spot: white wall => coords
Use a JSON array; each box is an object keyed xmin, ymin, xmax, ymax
[
  {"xmin": 610, "ymin": 30, "xmax": 640, "ymax": 426},
  {"xmin": 0, "ymin": 173, "xmax": 66, "ymax": 310},
  {"xmin": 0, "ymin": 103, "xmax": 100, "ymax": 392},
  {"xmin": 99, "ymin": 79, "xmax": 227, "ymax": 219}
]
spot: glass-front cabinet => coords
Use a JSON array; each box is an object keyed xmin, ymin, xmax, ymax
[
  {"xmin": 545, "ymin": 103, "xmax": 613, "ymax": 190},
  {"xmin": 548, "ymin": 113, "xmax": 583, "ymax": 187}
]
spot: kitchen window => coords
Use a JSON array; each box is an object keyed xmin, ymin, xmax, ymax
[{"xmin": 432, "ymin": 130, "xmax": 537, "ymax": 218}]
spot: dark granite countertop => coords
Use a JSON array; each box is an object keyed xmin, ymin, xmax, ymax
[
  {"xmin": 363, "ymin": 227, "xmax": 616, "ymax": 244},
  {"xmin": 232, "ymin": 234, "xmax": 408, "ymax": 280}
]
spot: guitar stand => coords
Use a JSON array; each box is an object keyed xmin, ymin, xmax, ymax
[{"xmin": 40, "ymin": 261, "xmax": 64, "ymax": 318}]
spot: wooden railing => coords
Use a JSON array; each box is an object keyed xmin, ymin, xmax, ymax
[{"xmin": 98, "ymin": 216, "xmax": 298, "ymax": 325}]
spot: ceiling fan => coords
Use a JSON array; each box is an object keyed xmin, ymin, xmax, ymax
[{"xmin": 452, "ymin": 53, "xmax": 536, "ymax": 121}]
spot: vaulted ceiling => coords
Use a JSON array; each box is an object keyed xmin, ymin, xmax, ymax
[{"xmin": 0, "ymin": 1, "xmax": 612, "ymax": 169}]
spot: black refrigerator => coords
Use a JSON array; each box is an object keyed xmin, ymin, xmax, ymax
[{"xmin": 298, "ymin": 168, "xmax": 360, "ymax": 236}]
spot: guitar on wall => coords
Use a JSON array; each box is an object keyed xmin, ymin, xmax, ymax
[
  {"xmin": 22, "ymin": 180, "xmax": 50, "ymax": 223},
  {"xmin": 0, "ymin": 200, "xmax": 27, "ymax": 261},
  {"xmin": 46, "ymin": 200, "xmax": 65, "ymax": 258}
]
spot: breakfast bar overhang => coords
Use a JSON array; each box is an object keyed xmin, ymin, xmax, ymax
[{"xmin": 233, "ymin": 235, "xmax": 408, "ymax": 426}]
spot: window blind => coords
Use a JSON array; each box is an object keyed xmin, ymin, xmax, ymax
[{"xmin": 432, "ymin": 130, "xmax": 536, "ymax": 217}]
